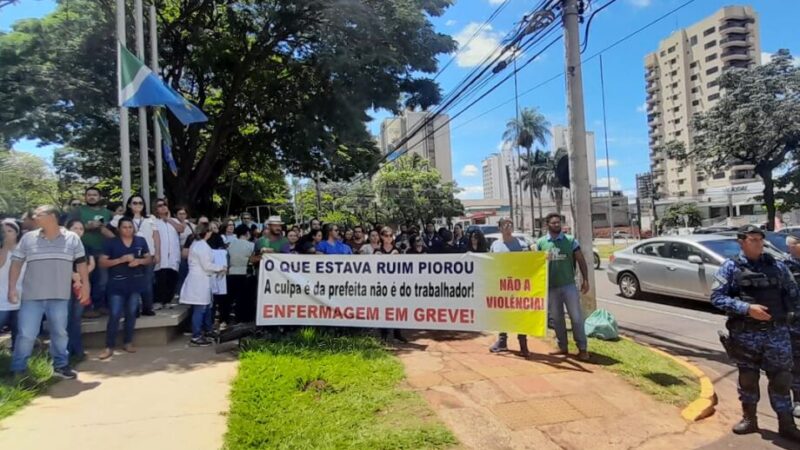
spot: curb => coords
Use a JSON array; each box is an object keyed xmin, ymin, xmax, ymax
[{"xmin": 620, "ymin": 335, "xmax": 717, "ymax": 422}]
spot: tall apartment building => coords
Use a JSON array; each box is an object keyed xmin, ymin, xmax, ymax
[
  {"xmin": 636, "ymin": 172, "xmax": 654, "ymax": 201},
  {"xmin": 645, "ymin": 6, "xmax": 760, "ymax": 199},
  {"xmin": 551, "ymin": 125, "xmax": 597, "ymax": 188},
  {"xmin": 482, "ymin": 153, "xmax": 510, "ymax": 200},
  {"xmin": 379, "ymin": 110, "xmax": 453, "ymax": 183}
]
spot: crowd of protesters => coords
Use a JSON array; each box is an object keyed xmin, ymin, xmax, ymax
[{"xmin": 0, "ymin": 186, "xmax": 590, "ymax": 380}]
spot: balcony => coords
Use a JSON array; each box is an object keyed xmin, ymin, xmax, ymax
[
  {"xmin": 720, "ymin": 19, "xmax": 753, "ymax": 34},
  {"xmin": 720, "ymin": 34, "xmax": 749, "ymax": 48},
  {"xmin": 721, "ymin": 48, "xmax": 750, "ymax": 61},
  {"xmin": 647, "ymin": 114, "xmax": 660, "ymax": 125}
]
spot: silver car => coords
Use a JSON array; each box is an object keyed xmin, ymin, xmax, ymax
[{"xmin": 607, "ymin": 234, "xmax": 785, "ymax": 301}]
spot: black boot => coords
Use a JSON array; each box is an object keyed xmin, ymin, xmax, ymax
[
  {"xmin": 732, "ymin": 403, "xmax": 758, "ymax": 435},
  {"xmin": 518, "ymin": 335, "xmax": 530, "ymax": 357},
  {"xmin": 778, "ymin": 411, "xmax": 800, "ymax": 442},
  {"xmin": 793, "ymin": 389, "xmax": 800, "ymax": 418},
  {"xmin": 489, "ymin": 333, "xmax": 508, "ymax": 353}
]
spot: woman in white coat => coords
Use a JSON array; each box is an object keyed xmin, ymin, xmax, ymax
[{"xmin": 180, "ymin": 223, "xmax": 226, "ymax": 347}]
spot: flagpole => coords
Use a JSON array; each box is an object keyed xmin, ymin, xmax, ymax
[
  {"xmin": 135, "ymin": 0, "xmax": 151, "ymax": 210},
  {"xmin": 149, "ymin": 2, "xmax": 163, "ymax": 199},
  {"xmin": 116, "ymin": 0, "xmax": 131, "ymax": 202}
]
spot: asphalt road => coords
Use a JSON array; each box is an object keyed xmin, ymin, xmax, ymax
[{"xmin": 593, "ymin": 264, "xmax": 797, "ymax": 449}]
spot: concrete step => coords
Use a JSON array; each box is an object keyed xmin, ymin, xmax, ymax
[{"xmin": 81, "ymin": 305, "xmax": 191, "ymax": 348}]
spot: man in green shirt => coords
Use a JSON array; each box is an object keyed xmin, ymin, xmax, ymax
[
  {"xmin": 256, "ymin": 216, "xmax": 288, "ymax": 254},
  {"xmin": 70, "ymin": 187, "xmax": 115, "ymax": 313},
  {"xmin": 535, "ymin": 212, "xmax": 590, "ymax": 361}
]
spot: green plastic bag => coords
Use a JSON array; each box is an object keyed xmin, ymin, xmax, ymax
[{"xmin": 584, "ymin": 308, "xmax": 619, "ymax": 340}]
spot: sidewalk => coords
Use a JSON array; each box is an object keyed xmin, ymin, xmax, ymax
[
  {"xmin": 0, "ymin": 340, "xmax": 237, "ymax": 450},
  {"xmin": 397, "ymin": 331, "xmax": 731, "ymax": 450}
]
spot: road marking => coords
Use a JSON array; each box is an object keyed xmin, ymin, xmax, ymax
[{"xmin": 597, "ymin": 297, "xmax": 722, "ymax": 325}]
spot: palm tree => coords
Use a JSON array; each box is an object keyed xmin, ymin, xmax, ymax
[
  {"xmin": 549, "ymin": 147, "xmax": 568, "ymax": 216},
  {"xmin": 503, "ymin": 107, "xmax": 550, "ymax": 232},
  {"xmin": 517, "ymin": 150, "xmax": 555, "ymax": 233}
]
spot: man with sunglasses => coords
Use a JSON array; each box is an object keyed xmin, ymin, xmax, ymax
[
  {"xmin": 711, "ymin": 225, "xmax": 800, "ymax": 441},
  {"xmin": 316, "ymin": 224, "xmax": 352, "ymax": 255}
]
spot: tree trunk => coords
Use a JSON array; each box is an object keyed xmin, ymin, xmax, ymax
[
  {"xmin": 537, "ymin": 189, "xmax": 544, "ymax": 236},
  {"xmin": 759, "ymin": 168, "xmax": 776, "ymax": 231}
]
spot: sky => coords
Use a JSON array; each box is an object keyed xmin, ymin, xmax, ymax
[{"xmin": 2, "ymin": 0, "xmax": 799, "ymax": 199}]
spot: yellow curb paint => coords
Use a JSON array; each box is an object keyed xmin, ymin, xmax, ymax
[{"xmin": 619, "ymin": 335, "xmax": 716, "ymax": 422}]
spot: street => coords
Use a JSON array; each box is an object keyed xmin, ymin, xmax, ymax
[{"xmin": 594, "ymin": 264, "xmax": 796, "ymax": 449}]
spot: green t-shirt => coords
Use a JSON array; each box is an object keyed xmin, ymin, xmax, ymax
[
  {"xmin": 73, "ymin": 205, "xmax": 112, "ymax": 253},
  {"xmin": 536, "ymin": 233, "xmax": 579, "ymax": 289},
  {"xmin": 257, "ymin": 235, "xmax": 288, "ymax": 253}
]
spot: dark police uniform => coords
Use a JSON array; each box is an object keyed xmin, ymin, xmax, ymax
[
  {"xmin": 784, "ymin": 255, "xmax": 800, "ymax": 416},
  {"xmin": 710, "ymin": 225, "xmax": 800, "ymax": 440}
]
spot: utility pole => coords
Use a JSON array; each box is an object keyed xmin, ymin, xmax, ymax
[
  {"xmin": 513, "ymin": 59, "xmax": 525, "ymax": 232},
  {"xmin": 134, "ymin": 0, "xmax": 150, "ymax": 210},
  {"xmin": 149, "ymin": 2, "xmax": 163, "ymax": 199},
  {"xmin": 562, "ymin": 0, "xmax": 596, "ymax": 312},
  {"xmin": 116, "ymin": 0, "xmax": 131, "ymax": 201},
  {"xmin": 506, "ymin": 165, "xmax": 515, "ymax": 223},
  {"xmin": 599, "ymin": 54, "xmax": 614, "ymax": 245}
]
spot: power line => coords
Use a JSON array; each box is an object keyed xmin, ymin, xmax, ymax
[{"xmin": 581, "ymin": 0, "xmax": 620, "ymax": 54}]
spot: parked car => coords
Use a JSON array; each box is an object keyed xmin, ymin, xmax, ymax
[
  {"xmin": 483, "ymin": 233, "xmax": 533, "ymax": 248},
  {"xmin": 693, "ymin": 226, "xmax": 738, "ymax": 234},
  {"xmin": 612, "ymin": 231, "xmax": 632, "ymax": 239},
  {"xmin": 607, "ymin": 234, "xmax": 786, "ymax": 302},
  {"xmin": 712, "ymin": 230, "xmax": 793, "ymax": 255},
  {"xmin": 593, "ymin": 248, "xmax": 601, "ymax": 270}
]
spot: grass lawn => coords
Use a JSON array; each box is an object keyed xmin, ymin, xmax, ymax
[
  {"xmin": 570, "ymin": 336, "xmax": 699, "ymax": 407},
  {"xmin": 595, "ymin": 244, "xmax": 627, "ymax": 260},
  {"xmin": 0, "ymin": 350, "xmax": 54, "ymax": 420},
  {"xmin": 224, "ymin": 329, "xmax": 456, "ymax": 450}
]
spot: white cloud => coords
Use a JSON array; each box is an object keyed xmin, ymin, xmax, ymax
[
  {"xmin": 488, "ymin": 0, "xmax": 506, "ymax": 5},
  {"xmin": 445, "ymin": 19, "xmax": 457, "ymax": 27},
  {"xmin": 636, "ymin": 102, "xmax": 647, "ymax": 113},
  {"xmin": 627, "ymin": 0, "xmax": 652, "ymax": 7},
  {"xmin": 596, "ymin": 177, "xmax": 622, "ymax": 191},
  {"xmin": 453, "ymin": 22, "xmax": 504, "ymax": 68},
  {"xmin": 457, "ymin": 185, "xmax": 484, "ymax": 200},
  {"xmin": 461, "ymin": 164, "xmax": 479, "ymax": 177},
  {"xmin": 596, "ymin": 158, "xmax": 617, "ymax": 169}
]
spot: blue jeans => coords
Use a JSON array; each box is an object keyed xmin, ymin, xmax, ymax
[
  {"xmin": 548, "ymin": 284, "xmax": 588, "ymax": 352},
  {"xmin": 90, "ymin": 256, "xmax": 108, "ymax": 311},
  {"xmin": 67, "ymin": 295, "xmax": 84, "ymax": 357},
  {"xmin": 11, "ymin": 299, "xmax": 69, "ymax": 373},
  {"xmin": 141, "ymin": 265, "xmax": 155, "ymax": 313},
  {"xmin": 176, "ymin": 258, "xmax": 189, "ymax": 297},
  {"xmin": 0, "ymin": 309, "xmax": 19, "ymax": 350},
  {"xmin": 191, "ymin": 304, "xmax": 213, "ymax": 339},
  {"xmin": 106, "ymin": 293, "xmax": 140, "ymax": 348}
]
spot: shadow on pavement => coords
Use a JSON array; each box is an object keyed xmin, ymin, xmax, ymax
[
  {"xmin": 619, "ymin": 326, "xmax": 731, "ymax": 366},
  {"xmin": 644, "ymin": 372, "xmax": 687, "ymax": 387}
]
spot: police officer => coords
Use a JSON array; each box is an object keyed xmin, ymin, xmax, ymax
[
  {"xmin": 711, "ymin": 225, "xmax": 800, "ymax": 441},
  {"xmin": 784, "ymin": 234, "xmax": 800, "ymax": 417}
]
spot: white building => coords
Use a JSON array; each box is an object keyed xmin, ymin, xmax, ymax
[
  {"xmin": 551, "ymin": 125, "xmax": 597, "ymax": 188},
  {"xmin": 481, "ymin": 153, "xmax": 510, "ymax": 200},
  {"xmin": 379, "ymin": 110, "xmax": 453, "ymax": 183}
]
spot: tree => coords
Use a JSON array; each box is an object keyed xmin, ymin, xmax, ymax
[
  {"xmin": 503, "ymin": 107, "xmax": 551, "ymax": 231},
  {"xmin": 660, "ymin": 202, "xmax": 702, "ymax": 229},
  {"xmin": 0, "ymin": 150, "xmax": 62, "ymax": 215},
  {"xmin": 0, "ymin": 0, "xmax": 456, "ymax": 209},
  {"xmin": 373, "ymin": 154, "xmax": 464, "ymax": 226},
  {"xmin": 675, "ymin": 49, "xmax": 800, "ymax": 230}
]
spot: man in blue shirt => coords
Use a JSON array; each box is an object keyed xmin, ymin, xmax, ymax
[
  {"xmin": 316, "ymin": 224, "xmax": 352, "ymax": 255},
  {"xmin": 711, "ymin": 225, "xmax": 800, "ymax": 441}
]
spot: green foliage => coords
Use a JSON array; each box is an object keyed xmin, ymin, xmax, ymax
[
  {"xmin": 0, "ymin": 350, "xmax": 55, "ymax": 420},
  {"xmin": 0, "ymin": 0, "xmax": 456, "ymax": 209},
  {"xmin": 0, "ymin": 151, "xmax": 63, "ymax": 215},
  {"xmin": 660, "ymin": 202, "xmax": 702, "ymax": 228},
  {"xmin": 684, "ymin": 49, "xmax": 800, "ymax": 230},
  {"xmin": 503, "ymin": 107, "xmax": 551, "ymax": 152},
  {"xmin": 224, "ymin": 330, "xmax": 456, "ymax": 449},
  {"xmin": 374, "ymin": 154, "xmax": 464, "ymax": 225}
]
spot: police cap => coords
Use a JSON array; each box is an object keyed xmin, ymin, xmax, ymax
[{"xmin": 736, "ymin": 224, "xmax": 765, "ymax": 239}]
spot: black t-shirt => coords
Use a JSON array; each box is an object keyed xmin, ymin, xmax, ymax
[{"xmin": 374, "ymin": 245, "xmax": 399, "ymax": 255}]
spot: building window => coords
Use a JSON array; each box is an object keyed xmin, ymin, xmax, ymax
[
  {"xmin": 708, "ymin": 93, "xmax": 720, "ymax": 101},
  {"xmin": 692, "ymin": 100, "xmax": 700, "ymax": 106},
  {"xmin": 698, "ymin": 189, "xmax": 705, "ymax": 195},
  {"xmin": 713, "ymin": 171, "xmax": 725, "ymax": 179},
  {"xmin": 689, "ymin": 61, "xmax": 698, "ymax": 69},
  {"xmin": 672, "ymin": 94, "xmax": 679, "ymax": 100},
  {"xmin": 670, "ymin": 70, "xmax": 678, "ymax": 76},
  {"xmin": 690, "ymin": 74, "xmax": 698, "ymax": 81},
  {"xmin": 706, "ymin": 67, "xmax": 719, "ymax": 75},
  {"xmin": 705, "ymin": 53, "xmax": 717, "ymax": 62},
  {"xmin": 671, "ymin": 82, "xmax": 678, "ymax": 88},
  {"xmin": 592, "ymin": 213, "xmax": 607, "ymax": 222},
  {"xmin": 691, "ymin": 87, "xmax": 699, "ymax": 93},
  {"xmin": 668, "ymin": 46, "xmax": 676, "ymax": 53},
  {"xmin": 660, "ymin": 50, "xmax": 666, "ymax": 57},
  {"xmin": 675, "ymin": 130, "xmax": 682, "ymax": 136},
  {"xmin": 707, "ymin": 79, "xmax": 719, "ymax": 88},
  {"xmin": 673, "ymin": 107, "xmax": 680, "ymax": 113},
  {"xmin": 697, "ymin": 175, "xmax": 705, "ymax": 182},
  {"xmin": 690, "ymin": 36, "xmax": 698, "ymax": 46},
  {"xmin": 703, "ymin": 27, "xmax": 715, "ymax": 37},
  {"xmin": 674, "ymin": 118, "xmax": 681, "ymax": 124},
  {"xmin": 704, "ymin": 40, "xmax": 717, "ymax": 49}
]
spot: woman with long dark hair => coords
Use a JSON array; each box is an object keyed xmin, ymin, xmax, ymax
[
  {"xmin": 467, "ymin": 230, "xmax": 489, "ymax": 253},
  {"xmin": 112, "ymin": 195, "xmax": 160, "ymax": 316},
  {"xmin": 374, "ymin": 227, "xmax": 407, "ymax": 343}
]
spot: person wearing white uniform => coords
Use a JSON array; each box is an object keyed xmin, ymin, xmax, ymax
[
  {"xmin": 0, "ymin": 219, "xmax": 24, "ymax": 349},
  {"xmin": 153, "ymin": 200, "xmax": 183, "ymax": 310},
  {"xmin": 180, "ymin": 223, "xmax": 226, "ymax": 347},
  {"xmin": 110, "ymin": 195, "xmax": 160, "ymax": 316}
]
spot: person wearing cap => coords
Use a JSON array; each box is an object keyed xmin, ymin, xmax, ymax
[
  {"xmin": 710, "ymin": 224, "xmax": 800, "ymax": 441},
  {"xmin": 255, "ymin": 216, "xmax": 288, "ymax": 254},
  {"xmin": 488, "ymin": 217, "xmax": 532, "ymax": 357}
]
